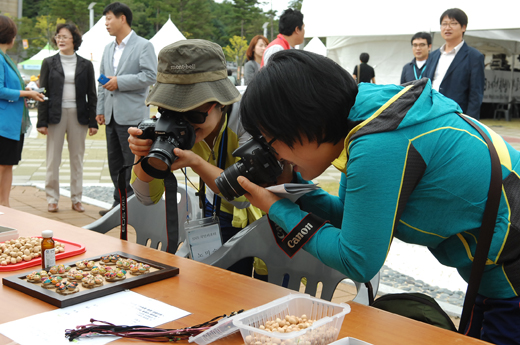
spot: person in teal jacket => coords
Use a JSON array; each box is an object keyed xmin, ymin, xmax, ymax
[
  {"xmin": 0, "ymin": 15, "xmax": 45, "ymax": 206},
  {"xmin": 237, "ymin": 49, "xmax": 520, "ymax": 344}
]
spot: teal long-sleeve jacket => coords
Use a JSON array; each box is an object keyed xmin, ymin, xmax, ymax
[{"xmin": 268, "ymin": 78, "xmax": 520, "ymax": 299}]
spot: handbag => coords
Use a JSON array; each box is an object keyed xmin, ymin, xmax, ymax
[{"xmin": 368, "ymin": 113, "xmax": 503, "ymax": 334}]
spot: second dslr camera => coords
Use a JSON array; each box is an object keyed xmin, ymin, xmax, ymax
[{"xmin": 215, "ymin": 136, "xmax": 283, "ymax": 201}]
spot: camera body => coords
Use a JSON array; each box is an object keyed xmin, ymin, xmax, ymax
[
  {"xmin": 215, "ymin": 137, "xmax": 283, "ymax": 201},
  {"xmin": 137, "ymin": 111, "xmax": 196, "ymax": 179}
]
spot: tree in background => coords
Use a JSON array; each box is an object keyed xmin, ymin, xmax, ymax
[
  {"xmin": 144, "ymin": 0, "xmax": 175, "ymax": 34},
  {"xmin": 7, "ymin": 15, "xmax": 65, "ymax": 62},
  {"xmin": 171, "ymin": 0, "xmax": 213, "ymax": 39},
  {"xmin": 23, "ymin": 0, "xmax": 44, "ymax": 18},
  {"xmin": 288, "ymin": 0, "xmax": 303, "ymax": 10},
  {"xmin": 12, "ymin": 0, "xmax": 279, "ymax": 64},
  {"xmin": 42, "ymin": 0, "xmax": 99, "ymax": 33},
  {"xmin": 223, "ymin": 35, "xmax": 248, "ymax": 81},
  {"xmin": 231, "ymin": 0, "xmax": 262, "ymax": 39},
  {"xmin": 35, "ymin": 16, "xmax": 67, "ymax": 48}
]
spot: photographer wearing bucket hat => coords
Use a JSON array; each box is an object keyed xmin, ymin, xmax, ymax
[{"xmin": 128, "ymin": 39, "xmax": 265, "ymax": 276}]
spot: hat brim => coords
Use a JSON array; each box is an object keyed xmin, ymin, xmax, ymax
[{"xmin": 146, "ymin": 78, "xmax": 241, "ymax": 112}]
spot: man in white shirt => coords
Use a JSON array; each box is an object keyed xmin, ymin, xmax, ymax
[
  {"xmin": 425, "ymin": 8, "xmax": 484, "ymax": 119},
  {"xmin": 96, "ymin": 2, "xmax": 157, "ymax": 215}
]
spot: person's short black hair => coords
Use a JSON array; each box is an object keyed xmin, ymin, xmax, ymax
[
  {"xmin": 53, "ymin": 23, "xmax": 83, "ymax": 51},
  {"xmin": 0, "ymin": 15, "xmax": 17, "ymax": 44},
  {"xmin": 440, "ymin": 8, "xmax": 468, "ymax": 27},
  {"xmin": 240, "ymin": 50, "xmax": 358, "ymax": 147},
  {"xmin": 278, "ymin": 8, "xmax": 304, "ymax": 36},
  {"xmin": 411, "ymin": 32, "xmax": 432, "ymax": 46},
  {"xmin": 359, "ymin": 53, "xmax": 369, "ymax": 63},
  {"xmin": 103, "ymin": 2, "xmax": 133, "ymax": 27}
]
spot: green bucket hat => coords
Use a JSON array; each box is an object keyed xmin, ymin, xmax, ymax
[{"xmin": 146, "ymin": 39, "xmax": 241, "ymax": 112}]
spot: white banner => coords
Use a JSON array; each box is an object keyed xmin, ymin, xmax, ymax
[{"xmin": 483, "ymin": 69, "xmax": 520, "ymax": 103}]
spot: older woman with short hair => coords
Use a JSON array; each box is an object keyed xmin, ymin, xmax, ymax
[
  {"xmin": 37, "ymin": 23, "xmax": 98, "ymax": 213},
  {"xmin": 0, "ymin": 15, "xmax": 45, "ymax": 207}
]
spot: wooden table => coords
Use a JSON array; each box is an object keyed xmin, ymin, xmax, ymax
[{"xmin": 0, "ymin": 206, "xmax": 489, "ymax": 344}]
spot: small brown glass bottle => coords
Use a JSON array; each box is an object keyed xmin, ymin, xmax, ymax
[{"xmin": 41, "ymin": 230, "xmax": 56, "ymax": 270}]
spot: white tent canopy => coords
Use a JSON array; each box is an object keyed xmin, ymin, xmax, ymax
[
  {"xmin": 304, "ymin": 37, "xmax": 327, "ymax": 56},
  {"xmin": 76, "ymin": 16, "xmax": 114, "ymax": 81},
  {"xmin": 150, "ymin": 17, "xmax": 186, "ymax": 55},
  {"xmin": 301, "ymin": 0, "xmax": 520, "ymax": 85}
]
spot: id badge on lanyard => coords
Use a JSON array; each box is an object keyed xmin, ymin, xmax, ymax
[{"xmin": 184, "ymin": 216, "xmax": 223, "ymax": 261}]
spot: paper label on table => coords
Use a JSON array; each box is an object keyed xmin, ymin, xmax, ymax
[{"xmin": 0, "ymin": 290, "xmax": 191, "ymax": 345}]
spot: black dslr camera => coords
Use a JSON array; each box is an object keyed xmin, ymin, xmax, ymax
[
  {"xmin": 215, "ymin": 136, "xmax": 283, "ymax": 201},
  {"xmin": 137, "ymin": 109, "xmax": 196, "ymax": 179}
]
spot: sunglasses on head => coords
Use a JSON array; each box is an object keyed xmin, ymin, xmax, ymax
[{"xmin": 159, "ymin": 103, "xmax": 218, "ymax": 124}]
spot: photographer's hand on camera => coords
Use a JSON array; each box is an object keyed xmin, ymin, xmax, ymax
[
  {"xmin": 128, "ymin": 127, "xmax": 153, "ymax": 157},
  {"xmin": 128, "ymin": 127, "xmax": 154, "ymax": 182},
  {"xmin": 128, "ymin": 126, "xmax": 227, "ymax": 195},
  {"xmin": 237, "ymin": 176, "xmax": 281, "ymax": 213}
]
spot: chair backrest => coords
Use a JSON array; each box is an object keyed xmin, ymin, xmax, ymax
[
  {"xmin": 83, "ymin": 184, "xmax": 202, "ymax": 254},
  {"xmin": 201, "ymin": 216, "xmax": 379, "ymax": 303}
]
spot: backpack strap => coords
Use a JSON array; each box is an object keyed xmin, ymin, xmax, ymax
[{"xmin": 457, "ymin": 113, "xmax": 503, "ymax": 334}]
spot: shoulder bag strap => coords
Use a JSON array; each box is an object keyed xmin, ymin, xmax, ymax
[{"xmin": 457, "ymin": 113, "xmax": 503, "ymax": 334}]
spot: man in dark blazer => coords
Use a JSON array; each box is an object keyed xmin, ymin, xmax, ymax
[
  {"xmin": 96, "ymin": 2, "xmax": 157, "ymax": 215},
  {"xmin": 424, "ymin": 8, "xmax": 484, "ymax": 119}
]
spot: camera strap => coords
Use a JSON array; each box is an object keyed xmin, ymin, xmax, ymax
[
  {"xmin": 117, "ymin": 162, "xmax": 181, "ymax": 254},
  {"xmin": 267, "ymin": 214, "xmax": 328, "ymax": 258},
  {"xmin": 164, "ymin": 172, "xmax": 180, "ymax": 253},
  {"xmin": 198, "ymin": 125, "xmax": 228, "ymax": 218},
  {"xmin": 117, "ymin": 168, "xmax": 129, "ymax": 241}
]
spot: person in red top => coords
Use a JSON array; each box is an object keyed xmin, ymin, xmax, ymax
[{"xmin": 261, "ymin": 8, "xmax": 305, "ymax": 67}]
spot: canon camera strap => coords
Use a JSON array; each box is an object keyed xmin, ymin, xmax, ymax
[
  {"xmin": 117, "ymin": 168, "xmax": 128, "ymax": 241},
  {"xmin": 267, "ymin": 214, "xmax": 328, "ymax": 258}
]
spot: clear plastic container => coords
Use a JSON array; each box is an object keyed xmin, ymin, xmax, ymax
[
  {"xmin": 233, "ymin": 294, "xmax": 350, "ymax": 345},
  {"xmin": 0, "ymin": 226, "xmax": 18, "ymax": 243},
  {"xmin": 189, "ymin": 311, "xmax": 243, "ymax": 344},
  {"xmin": 329, "ymin": 337, "xmax": 373, "ymax": 345}
]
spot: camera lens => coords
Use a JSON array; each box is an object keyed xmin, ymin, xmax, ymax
[
  {"xmin": 140, "ymin": 137, "xmax": 178, "ymax": 179},
  {"xmin": 215, "ymin": 161, "xmax": 247, "ymax": 201},
  {"xmin": 147, "ymin": 156, "xmax": 169, "ymax": 171}
]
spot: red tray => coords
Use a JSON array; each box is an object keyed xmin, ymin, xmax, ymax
[{"xmin": 0, "ymin": 237, "xmax": 86, "ymax": 272}]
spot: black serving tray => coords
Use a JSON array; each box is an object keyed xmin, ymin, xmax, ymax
[{"xmin": 2, "ymin": 251, "xmax": 179, "ymax": 308}]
